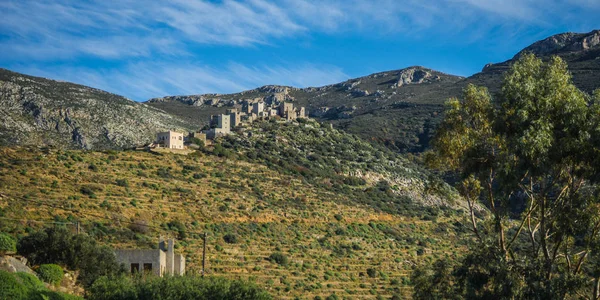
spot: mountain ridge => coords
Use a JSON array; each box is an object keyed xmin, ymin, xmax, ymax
[
  {"xmin": 0, "ymin": 68, "xmax": 195, "ymax": 149},
  {"xmin": 1, "ymin": 30, "xmax": 599, "ymax": 151}
]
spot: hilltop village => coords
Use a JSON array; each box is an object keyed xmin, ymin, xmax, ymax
[{"xmin": 153, "ymin": 99, "xmax": 307, "ymax": 150}]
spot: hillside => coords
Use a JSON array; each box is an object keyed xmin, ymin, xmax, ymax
[
  {"xmin": 0, "ymin": 142, "xmax": 466, "ymax": 299},
  {"xmin": 0, "ymin": 68, "xmax": 195, "ymax": 150},
  {"xmin": 147, "ymin": 67, "xmax": 464, "ymax": 152},
  {"xmin": 147, "ymin": 30, "xmax": 600, "ymax": 153},
  {"xmin": 218, "ymin": 118, "xmax": 459, "ymax": 210}
]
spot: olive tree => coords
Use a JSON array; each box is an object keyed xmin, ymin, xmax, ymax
[{"xmin": 418, "ymin": 53, "xmax": 600, "ymax": 299}]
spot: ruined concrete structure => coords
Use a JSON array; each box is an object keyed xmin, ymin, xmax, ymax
[{"xmin": 115, "ymin": 238, "xmax": 185, "ymax": 277}]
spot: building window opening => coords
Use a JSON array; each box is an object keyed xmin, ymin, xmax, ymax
[
  {"xmin": 143, "ymin": 263, "xmax": 152, "ymax": 273},
  {"xmin": 131, "ymin": 263, "xmax": 139, "ymax": 274}
]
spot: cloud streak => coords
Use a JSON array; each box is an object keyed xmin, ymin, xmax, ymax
[
  {"xmin": 18, "ymin": 61, "xmax": 349, "ymax": 101},
  {"xmin": 3, "ymin": 0, "xmax": 597, "ymax": 61},
  {"xmin": 1, "ymin": 0, "xmax": 598, "ymax": 100}
]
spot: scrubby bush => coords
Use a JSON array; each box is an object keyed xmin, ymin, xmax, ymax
[
  {"xmin": 0, "ymin": 270, "xmax": 82, "ymax": 300},
  {"xmin": 166, "ymin": 220, "xmax": 187, "ymax": 239},
  {"xmin": 223, "ymin": 233, "xmax": 238, "ymax": 244},
  {"xmin": 366, "ymin": 268, "xmax": 377, "ymax": 278},
  {"xmin": 17, "ymin": 227, "xmax": 124, "ymax": 287},
  {"xmin": 14, "ymin": 272, "xmax": 45, "ymax": 291},
  {"xmin": 0, "ymin": 270, "xmax": 27, "ymax": 299},
  {"xmin": 37, "ymin": 264, "xmax": 63, "ymax": 285},
  {"xmin": 268, "ymin": 252, "xmax": 289, "ymax": 266},
  {"xmin": 115, "ymin": 179, "xmax": 129, "ymax": 187},
  {"xmin": 0, "ymin": 232, "xmax": 16, "ymax": 254},
  {"xmin": 88, "ymin": 275, "xmax": 272, "ymax": 300}
]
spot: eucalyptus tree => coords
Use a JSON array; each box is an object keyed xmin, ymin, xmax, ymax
[{"xmin": 416, "ymin": 53, "xmax": 600, "ymax": 299}]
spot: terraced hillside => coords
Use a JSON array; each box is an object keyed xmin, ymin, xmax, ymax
[{"xmin": 0, "ymin": 138, "xmax": 466, "ymax": 298}]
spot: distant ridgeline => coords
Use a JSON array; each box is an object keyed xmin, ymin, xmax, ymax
[{"xmin": 0, "ymin": 30, "xmax": 598, "ymax": 153}]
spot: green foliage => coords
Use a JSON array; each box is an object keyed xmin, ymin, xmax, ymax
[
  {"xmin": 0, "ymin": 270, "xmax": 27, "ymax": 300},
  {"xmin": 114, "ymin": 179, "xmax": 129, "ymax": 187},
  {"xmin": 220, "ymin": 119, "xmax": 451, "ymax": 217},
  {"xmin": 421, "ymin": 53, "xmax": 600, "ymax": 298},
  {"xmin": 0, "ymin": 232, "xmax": 16, "ymax": 254},
  {"xmin": 268, "ymin": 252, "xmax": 289, "ymax": 266},
  {"xmin": 166, "ymin": 220, "xmax": 187, "ymax": 239},
  {"xmin": 0, "ymin": 270, "xmax": 82, "ymax": 300},
  {"xmin": 17, "ymin": 227, "xmax": 124, "ymax": 287},
  {"xmin": 36, "ymin": 264, "xmax": 63, "ymax": 285},
  {"xmin": 223, "ymin": 233, "xmax": 238, "ymax": 244},
  {"xmin": 87, "ymin": 275, "xmax": 272, "ymax": 300},
  {"xmin": 366, "ymin": 268, "xmax": 377, "ymax": 278},
  {"xmin": 14, "ymin": 272, "xmax": 45, "ymax": 291}
]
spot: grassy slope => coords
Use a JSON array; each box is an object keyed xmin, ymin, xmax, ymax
[{"xmin": 0, "ymin": 143, "xmax": 467, "ymax": 299}]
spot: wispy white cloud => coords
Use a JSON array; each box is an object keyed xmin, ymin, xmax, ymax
[
  {"xmin": 1, "ymin": 0, "xmax": 599, "ymax": 101},
  {"xmin": 17, "ymin": 60, "xmax": 348, "ymax": 101},
  {"xmin": 3, "ymin": 0, "xmax": 598, "ymax": 61}
]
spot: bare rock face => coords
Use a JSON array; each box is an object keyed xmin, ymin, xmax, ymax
[
  {"xmin": 516, "ymin": 30, "xmax": 600, "ymax": 58},
  {"xmin": 393, "ymin": 67, "xmax": 440, "ymax": 88},
  {"xmin": 257, "ymin": 85, "xmax": 296, "ymax": 94},
  {"xmin": 350, "ymin": 89, "xmax": 370, "ymax": 97},
  {"xmin": 148, "ymin": 95, "xmax": 205, "ymax": 106},
  {"xmin": 0, "ymin": 256, "xmax": 35, "ymax": 274}
]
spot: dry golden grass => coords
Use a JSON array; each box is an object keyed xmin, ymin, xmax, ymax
[{"xmin": 0, "ymin": 146, "xmax": 465, "ymax": 299}]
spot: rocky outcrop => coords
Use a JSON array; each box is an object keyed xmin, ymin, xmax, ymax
[
  {"xmin": 148, "ymin": 95, "xmax": 205, "ymax": 106},
  {"xmin": 515, "ymin": 29, "xmax": 600, "ymax": 58},
  {"xmin": 0, "ymin": 255, "xmax": 35, "ymax": 274},
  {"xmin": 0, "ymin": 69, "xmax": 194, "ymax": 150},
  {"xmin": 393, "ymin": 67, "xmax": 441, "ymax": 88}
]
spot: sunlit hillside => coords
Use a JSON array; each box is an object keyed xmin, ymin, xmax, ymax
[{"xmin": 0, "ymin": 143, "xmax": 467, "ymax": 299}]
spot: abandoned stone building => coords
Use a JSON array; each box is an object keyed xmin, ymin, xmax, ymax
[
  {"xmin": 115, "ymin": 238, "xmax": 185, "ymax": 276},
  {"xmin": 156, "ymin": 131, "xmax": 185, "ymax": 149},
  {"xmin": 207, "ymin": 114, "xmax": 231, "ymax": 139}
]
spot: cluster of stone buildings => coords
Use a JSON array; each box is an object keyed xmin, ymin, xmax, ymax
[
  {"xmin": 153, "ymin": 101, "xmax": 307, "ymax": 149},
  {"xmin": 115, "ymin": 238, "xmax": 185, "ymax": 276},
  {"xmin": 205, "ymin": 101, "xmax": 306, "ymax": 139}
]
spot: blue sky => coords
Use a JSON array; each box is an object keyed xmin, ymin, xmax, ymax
[{"xmin": 1, "ymin": 0, "xmax": 599, "ymax": 101}]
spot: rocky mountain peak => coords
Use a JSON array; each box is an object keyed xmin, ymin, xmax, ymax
[
  {"xmin": 394, "ymin": 67, "xmax": 440, "ymax": 88},
  {"xmin": 515, "ymin": 29, "xmax": 600, "ymax": 58},
  {"xmin": 256, "ymin": 85, "xmax": 295, "ymax": 94}
]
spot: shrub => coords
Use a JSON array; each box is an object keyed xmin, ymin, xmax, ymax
[
  {"xmin": 14, "ymin": 272, "xmax": 45, "ymax": 290},
  {"xmin": 37, "ymin": 264, "xmax": 63, "ymax": 285},
  {"xmin": 0, "ymin": 270, "xmax": 27, "ymax": 300},
  {"xmin": 325, "ymin": 294, "xmax": 339, "ymax": 300},
  {"xmin": 115, "ymin": 179, "xmax": 129, "ymax": 187},
  {"xmin": 223, "ymin": 233, "xmax": 238, "ymax": 244},
  {"xmin": 366, "ymin": 268, "xmax": 377, "ymax": 278},
  {"xmin": 0, "ymin": 233, "xmax": 16, "ymax": 254},
  {"xmin": 166, "ymin": 220, "xmax": 187, "ymax": 239},
  {"xmin": 88, "ymin": 275, "xmax": 272, "ymax": 300},
  {"xmin": 268, "ymin": 252, "xmax": 289, "ymax": 266},
  {"xmin": 18, "ymin": 227, "xmax": 124, "ymax": 287}
]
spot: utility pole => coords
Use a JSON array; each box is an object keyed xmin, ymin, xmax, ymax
[
  {"xmin": 76, "ymin": 222, "xmax": 80, "ymax": 234},
  {"xmin": 202, "ymin": 232, "xmax": 207, "ymax": 277}
]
